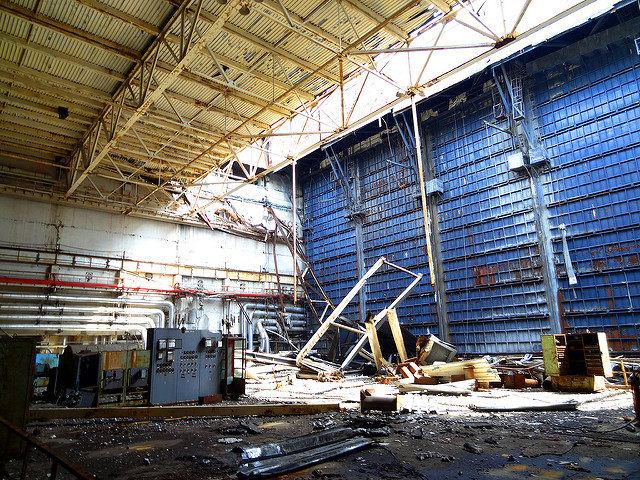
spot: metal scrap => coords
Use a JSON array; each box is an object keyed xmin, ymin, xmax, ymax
[{"xmin": 237, "ymin": 427, "xmax": 373, "ymax": 479}]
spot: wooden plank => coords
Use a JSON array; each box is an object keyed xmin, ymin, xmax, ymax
[
  {"xmin": 397, "ymin": 381, "xmax": 474, "ymax": 396},
  {"xmin": 386, "ymin": 308, "xmax": 407, "ymax": 362},
  {"xmin": 28, "ymin": 403, "xmax": 341, "ymax": 422},
  {"xmin": 421, "ymin": 359, "xmax": 501, "ymax": 382},
  {"xmin": 365, "ymin": 320, "xmax": 383, "ymax": 373}
]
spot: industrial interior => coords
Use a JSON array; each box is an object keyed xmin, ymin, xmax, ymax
[{"xmin": 0, "ymin": 0, "xmax": 639, "ymax": 478}]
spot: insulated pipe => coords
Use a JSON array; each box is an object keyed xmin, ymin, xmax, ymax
[
  {"xmin": 252, "ymin": 312, "xmax": 306, "ymax": 321},
  {"xmin": 254, "ymin": 316, "xmax": 270, "ymax": 353},
  {"xmin": 265, "ymin": 326, "xmax": 306, "ymax": 332},
  {"xmin": 0, "ymin": 305, "xmax": 165, "ymax": 327},
  {"xmin": 261, "ymin": 319, "xmax": 307, "ymax": 328},
  {"xmin": 246, "ymin": 318, "xmax": 254, "ymax": 351},
  {"xmin": 246, "ymin": 305, "xmax": 307, "ymax": 352},
  {"xmin": 0, "ymin": 324, "xmax": 147, "ymax": 347},
  {"xmin": 0, "ymin": 315, "xmax": 156, "ymax": 329},
  {"xmin": 260, "ymin": 316, "xmax": 307, "ymax": 325},
  {"xmin": 242, "ymin": 304, "xmax": 305, "ymax": 314},
  {"xmin": 0, "ymin": 293, "xmax": 174, "ymax": 327}
]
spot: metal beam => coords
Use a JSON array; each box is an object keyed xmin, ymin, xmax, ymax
[
  {"xmin": 350, "ymin": 43, "xmax": 495, "ymax": 55},
  {"xmin": 1, "ymin": 0, "xmax": 311, "ymax": 127},
  {"xmin": 66, "ymin": 0, "xmax": 242, "ymax": 198},
  {"xmin": 0, "ymin": 0, "xmax": 140, "ymax": 62},
  {"xmin": 510, "ymin": 0, "xmax": 534, "ymax": 36},
  {"xmin": 75, "ymin": 0, "xmax": 317, "ymax": 101},
  {"xmin": 341, "ymin": 0, "xmax": 409, "ymax": 42},
  {"xmin": 180, "ymin": 0, "xmax": 423, "ymax": 218},
  {"xmin": 0, "ymin": 31, "xmax": 126, "ymax": 82}
]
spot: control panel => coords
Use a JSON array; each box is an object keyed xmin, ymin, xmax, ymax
[{"xmin": 148, "ymin": 328, "xmax": 223, "ymax": 405}]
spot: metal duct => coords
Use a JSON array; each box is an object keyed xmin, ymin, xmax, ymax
[{"xmin": 254, "ymin": 316, "xmax": 270, "ymax": 354}]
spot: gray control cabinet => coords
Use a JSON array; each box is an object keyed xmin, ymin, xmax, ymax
[{"xmin": 148, "ymin": 328, "xmax": 223, "ymax": 405}]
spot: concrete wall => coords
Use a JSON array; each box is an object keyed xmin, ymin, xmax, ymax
[{"xmin": 0, "ymin": 174, "xmax": 301, "ymax": 345}]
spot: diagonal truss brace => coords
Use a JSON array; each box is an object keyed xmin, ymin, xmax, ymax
[
  {"xmin": 66, "ymin": 0, "xmax": 241, "ymax": 199},
  {"xmin": 295, "ymin": 256, "xmax": 422, "ymax": 369},
  {"xmin": 322, "ymin": 145, "xmax": 364, "ymax": 218}
]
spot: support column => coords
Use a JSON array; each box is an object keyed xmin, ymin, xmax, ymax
[
  {"xmin": 422, "ymin": 127, "xmax": 451, "ymax": 342},
  {"xmin": 352, "ymin": 158, "xmax": 367, "ymax": 324},
  {"xmin": 529, "ymin": 174, "xmax": 562, "ymax": 334},
  {"xmin": 519, "ymin": 70, "xmax": 563, "ymax": 335}
]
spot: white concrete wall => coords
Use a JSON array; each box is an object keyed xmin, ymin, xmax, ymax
[{"xmin": 0, "ymin": 174, "xmax": 301, "ymax": 340}]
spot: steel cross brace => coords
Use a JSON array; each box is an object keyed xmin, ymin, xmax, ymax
[
  {"xmin": 295, "ymin": 256, "xmax": 422, "ymax": 369},
  {"xmin": 322, "ymin": 145, "xmax": 362, "ymax": 217},
  {"xmin": 66, "ymin": 0, "xmax": 237, "ymax": 199}
]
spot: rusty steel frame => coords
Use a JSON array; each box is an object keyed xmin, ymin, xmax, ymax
[{"xmin": 295, "ymin": 256, "xmax": 422, "ymax": 369}]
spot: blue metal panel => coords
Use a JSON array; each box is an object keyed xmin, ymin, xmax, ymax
[
  {"xmin": 300, "ymin": 23, "xmax": 640, "ymax": 354},
  {"xmin": 534, "ymin": 35, "xmax": 640, "ymax": 352},
  {"xmin": 302, "ymin": 136, "xmax": 436, "ymax": 330}
]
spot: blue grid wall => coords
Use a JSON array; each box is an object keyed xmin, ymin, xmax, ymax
[
  {"xmin": 301, "ymin": 135, "xmax": 438, "ymax": 336},
  {"xmin": 359, "ymin": 137, "xmax": 437, "ymax": 333},
  {"xmin": 302, "ymin": 167, "xmax": 359, "ymax": 321},
  {"xmin": 429, "ymin": 91, "xmax": 551, "ymax": 355},
  {"xmin": 300, "ymin": 24, "xmax": 640, "ymax": 354},
  {"xmin": 533, "ymin": 36, "xmax": 640, "ymax": 352}
]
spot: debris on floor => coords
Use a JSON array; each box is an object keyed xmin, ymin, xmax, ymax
[{"xmin": 237, "ymin": 427, "xmax": 373, "ymax": 478}]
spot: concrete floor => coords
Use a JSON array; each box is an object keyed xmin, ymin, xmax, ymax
[{"xmin": 13, "ymin": 380, "xmax": 640, "ymax": 479}]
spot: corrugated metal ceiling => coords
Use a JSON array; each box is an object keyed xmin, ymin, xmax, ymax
[{"xmin": 0, "ymin": 0, "xmax": 466, "ymax": 219}]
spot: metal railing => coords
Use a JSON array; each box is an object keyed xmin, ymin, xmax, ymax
[{"xmin": 0, "ymin": 416, "xmax": 96, "ymax": 480}]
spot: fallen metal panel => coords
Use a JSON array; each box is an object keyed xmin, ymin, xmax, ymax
[
  {"xmin": 470, "ymin": 401, "xmax": 579, "ymax": 412},
  {"xmin": 237, "ymin": 436, "xmax": 373, "ymax": 479},
  {"xmin": 240, "ymin": 427, "xmax": 355, "ymax": 461}
]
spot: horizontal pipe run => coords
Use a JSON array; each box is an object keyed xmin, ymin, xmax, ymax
[
  {"xmin": 242, "ymin": 304, "xmax": 305, "ymax": 313},
  {"xmin": 0, "ymin": 304, "xmax": 164, "ymax": 325},
  {"xmin": 0, "ymin": 324, "xmax": 147, "ymax": 347},
  {"xmin": 0, "ymin": 293, "xmax": 172, "ymax": 327},
  {"xmin": 0, "ymin": 277, "xmax": 293, "ymax": 300},
  {"xmin": 0, "ymin": 314, "xmax": 155, "ymax": 328}
]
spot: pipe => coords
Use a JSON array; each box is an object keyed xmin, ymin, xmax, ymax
[
  {"xmin": 255, "ymin": 316, "xmax": 270, "ymax": 354},
  {"xmin": 265, "ymin": 326, "xmax": 306, "ymax": 333},
  {"xmin": 245, "ymin": 305, "xmax": 307, "ymax": 351},
  {"xmin": 239, "ymin": 305, "xmax": 254, "ymax": 351},
  {"xmin": 246, "ymin": 318, "xmax": 254, "ymax": 351},
  {"xmin": 0, "ymin": 304, "xmax": 165, "ymax": 326},
  {"xmin": 0, "ymin": 324, "xmax": 147, "ymax": 347},
  {"xmin": 0, "ymin": 276, "xmax": 291, "ymax": 300},
  {"xmin": 0, "ymin": 293, "xmax": 174, "ymax": 327},
  {"xmin": 0, "ymin": 315, "xmax": 155, "ymax": 329},
  {"xmin": 262, "ymin": 319, "xmax": 307, "ymax": 328},
  {"xmin": 253, "ymin": 312, "xmax": 306, "ymax": 322},
  {"xmin": 242, "ymin": 304, "xmax": 305, "ymax": 314}
]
